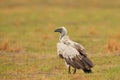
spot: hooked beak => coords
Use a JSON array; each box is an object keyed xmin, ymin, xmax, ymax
[{"xmin": 54, "ymin": 28, "xmax": 62, "ymax": 33}]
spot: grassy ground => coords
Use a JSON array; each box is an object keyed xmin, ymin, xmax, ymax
[{"xmin": 0, "ymin": 0, "xmax": 120, "ymax": 80}]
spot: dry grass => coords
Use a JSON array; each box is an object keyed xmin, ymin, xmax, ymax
[
  {"xmin": 88, "ymin": 27, "xmax": 98, "ymax": 36},
  {"xmin": 0, "ymin": 0, "xmax": 120, "ymax": 80},
  {"xmin": 0, "ymin": 39, "xmax": 23, "ymax": 53},
  {"xmin": 104, "ymin": 38, "xmax": 120, "ymax": 53},
  {"xmin": 42, "ymin": 34, "xmax": 54, "ymax": 40}
]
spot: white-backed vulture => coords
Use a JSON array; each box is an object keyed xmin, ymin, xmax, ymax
[{"xmin": 54, "ymin": 27, "xmax": 94, "ymax": 74}]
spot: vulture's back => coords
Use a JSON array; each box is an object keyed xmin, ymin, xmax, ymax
[{"xmin": 57, "ymin": 42, "xmax": 80, "ymax": 59}]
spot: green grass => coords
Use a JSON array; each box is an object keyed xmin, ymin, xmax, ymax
[{"xmin": 0, "ymin": 0, "xmax": 120, "ymax": 80}]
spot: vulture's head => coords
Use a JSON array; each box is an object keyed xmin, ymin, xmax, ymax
[{"xmin": 54, "ymin": 27, "xmax": 67, "ymax": 35}]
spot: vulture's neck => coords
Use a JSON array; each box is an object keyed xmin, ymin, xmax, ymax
[
  {"xmin": 59, "ymin": 29, "xmax": 69, "ymax": 42},
  {"xmin": 59, "ymin": 35, "xmax": 69, "ymax": 42},
  {"xmin": 59, "ymin": 31, "xmax": 66, "ymax": 40}
]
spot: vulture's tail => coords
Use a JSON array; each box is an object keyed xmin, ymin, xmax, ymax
[
  {"xmin": 82, "ymin": 56, "xmax": 93, "ymax": 73},
  {"xmin": 82, "ymin": 68, "xmax": 92, "ymax": 73},
  {"xmin": 82, "ymin": 57, "xmax": 94, "ymax": 68}
]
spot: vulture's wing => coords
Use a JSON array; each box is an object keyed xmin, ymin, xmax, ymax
[
  {"xmin": 74, "ymin": 42, "xmax": 94, "ymax": 67},
  {"xmin": 74, "ymin": 42, "xmax": 87, "ymax": 57},
  {"xmin": 57, "ymin": 42, "xmax": 94, "ymax": 69}
]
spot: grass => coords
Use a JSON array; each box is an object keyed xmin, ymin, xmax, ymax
[{"xmin": 0, "ymin": 0, "xmax": 120, "ymax": 80}]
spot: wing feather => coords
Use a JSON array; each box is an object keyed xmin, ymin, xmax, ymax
[
  {"xmin": 74, "ymin": 42, "xmax": 87, "ymax": 57},
  {"xmin": 57, "ymin": 42, "xmax": 94, "ymax": 69}
]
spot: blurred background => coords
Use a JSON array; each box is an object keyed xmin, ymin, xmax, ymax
[{"xmin": 0, "ymin": 0, "xmax": 120, "ymax": 80}]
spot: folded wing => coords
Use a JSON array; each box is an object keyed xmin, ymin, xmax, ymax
[{"xmin": 57, "ymin": 42, "xmax": 94, "ymax": 70}]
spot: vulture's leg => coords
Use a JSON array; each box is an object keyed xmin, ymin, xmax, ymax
[
  {"xmin": 65, "ymin": 62, "xmax": 71, "ymax": 74},
  {"xmin": 68, "ymin": 66, "xmax": 71, "ymax": 74},
  {"xmin": 73, "ymin": 68, "xmax": 76, "ymax": 74}
]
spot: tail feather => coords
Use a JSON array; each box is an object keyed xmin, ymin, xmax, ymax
[
  {"xmin": 82, "ymin": 57, "xmax": 94, "ymax": 67},
  {"xmin": 82, "ymin": 69, "xmax": 92, "ymax": 73}
]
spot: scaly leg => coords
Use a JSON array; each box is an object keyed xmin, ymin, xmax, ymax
[
  {"xmin": 68, "ymin": 66, "xmax": 71, "ymax": 74},
  {"xmin": 65, "ymin": 62, "xmax": 71, "ymax": 74},
  {"xmin": 73, "ymin": 68, "xmax": 76, "ymax": 74}
]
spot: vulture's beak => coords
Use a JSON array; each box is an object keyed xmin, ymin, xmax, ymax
[{"xmin": 54, "ymin": 28, "xmax": 62, "ymax": 33}]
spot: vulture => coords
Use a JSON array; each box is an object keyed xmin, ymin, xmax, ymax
[{"xmin": 54, "ymin": 27, "xmax": 94, "ymax": 74}]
